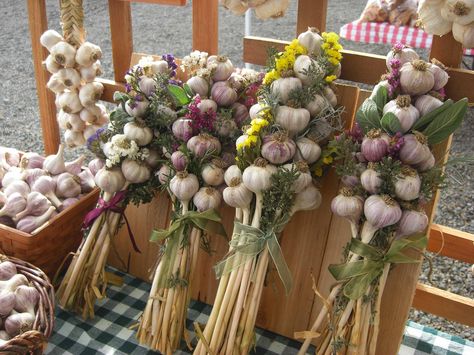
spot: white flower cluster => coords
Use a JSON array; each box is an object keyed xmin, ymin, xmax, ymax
[
  {"xmin": 196, "ymin": 62, "xmax": 217, "ymax": 79},
  {"xmin": 103, "ymin": 134, "xmax": 140, "ymax": 168},
  {"xmin": 239, "ymin": 68, "xmax": 261, "ymax": 84},
  {"xmin": 181, "ymin": 50, "xmax": 209, "ymax": 73}
]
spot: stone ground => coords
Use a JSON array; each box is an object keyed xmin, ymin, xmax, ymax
[{"xmin": 0, "ymin": 0, "xmax": 472, "ymax": 340}]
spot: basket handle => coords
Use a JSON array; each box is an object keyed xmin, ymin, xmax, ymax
[{"xmin": 0, "ymin": 330, "xmax": 47, "ymax": 355}]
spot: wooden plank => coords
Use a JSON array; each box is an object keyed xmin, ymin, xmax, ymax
[
  {"xmin": 430, "ymin": 32, "xmax": 464, "ymax": 68},
  {"xmin": 243, "ymin": 36, "xmax": 474, "ymax": 103},
  {"xmin": 427, "ymin": 224, "xmax": 474, "ymax": 264},
  {"xmin": 120, "ymin": 0, "xmax": 186, "ymax": 5},
  {"xmin": 297, "ymin": 0, "xmax": 327, "ymax": 34},
  {"xmin": 412, "ymin": 283, "xmax": 474, "ymax": 327},
  {"xmin": 27, "ymin": 0, "xmax": 60, "ymax": 155},
  {"xmin": 193, "ymin": 0, "xmax": 218, "ymax": 54},
  {"xmin": 97, "ymin": 78, "xmax": 125, "ymax": 102},
  {"xmin": 108, "ymin": 0, "xmax": 134, "ymax": 81}
]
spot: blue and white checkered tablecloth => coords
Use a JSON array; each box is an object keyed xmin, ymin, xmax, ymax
[{"xmin": 46, "ymin": 269, "xmax": 474, "ymax": 355}]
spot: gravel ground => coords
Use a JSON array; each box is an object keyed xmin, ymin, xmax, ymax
[{"xmin": 0, "ymin": 0, "xmax": 472, "ymax": 340}]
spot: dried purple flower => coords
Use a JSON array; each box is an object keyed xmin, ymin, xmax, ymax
[{"xmin": 388, "ymin": 132, "xmax": 405, "ymax": 158}]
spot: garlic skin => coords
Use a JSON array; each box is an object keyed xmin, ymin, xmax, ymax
[
  {"xmin": 16, "ymin": 206, "xmax": 56, "ymax": 234},
  {"xmin": 399, "ymin": 133, "xmax": 431, "ymax": 166},
  {"xmin": 294, "ymin": 55, "xmax": 323, "ymax": 85},
  {"xmin": 202, "ymin": 160, "xmax": 225, "ymax": 186},
  {"xmin": 298, "ymin": 27, "xmax": 323, "ymax": 56},
  {"xmin": 121, "ymin": 159, "xmax": 151, "ymax": 184},
  {"xmin": 418, "ymin": 0, "xmax": 453, "ymax": 36},
  {"xmin": 294, "ymin": 184, "xmax": 322, "ymax": 211},
  {"xmin": 125, "ymin": 98, "xmax": 149, "ymax": 118},
  {"xmin": 429, "ymin": 59, "xmax": 449, "ymax": 90},
  {"xmin": 65, "ymin": 155, "xmax": 86, "ymax": 175},
  {"xmin": 124, "ymin": 120, "xmax": 153, "ymax": 146},
  {"xmin": 58, "ymin": 197, "xmax": 79, "ymax": 212},
  {"xmin": 43, "ymin": 55, "xmax": 61, "ymax": 74},
  {"xmin": 56, "ymin": 173, "xmax": 81, "ymax": 198},
  {"xmin": 415, "ymin": 151, "xmax": 436, "ymax": 172},
  {"xmin": 79, "ymin": 82, "xmax": 104, "ymax": 107},
  {"xmin": 331, "ymin": 187, "xmax": 364, "ymax": 223},
  {"xmin": 94, "ymin": 168, "xmax": 126, "ymax": 194},
  {"xmin": 271, "ymin": 77, "xmax": 302, "ymax": 104},
  {"xmin": 43, "ymin": 144, "xmax": 66, "ymax": 175},
  {"xmin": 396, "ymin": 209, "xmax": 429, "ymax": 238},
  {"xmin": 211, "ymin": 81, "xmax": 238, "ymax": 107},
  {"xmin": 19, "ymin": 152, "xmax": 44, "ymax": 170},
  {"xmin": 31, "ymin": 176, "xmax": 61, "ymax": 208},
  {"xmin": 40, "ymin": 29, "xmax": 63, "ymax": 51},
  {"xmin": 361, "ymin": 129, "xmax": 389, "ymax": 162},
  {"xmin": 386, "ymin": 45, "xmax": 419, "ymax": 69},
  {"xmin": 5, "ymin": 312, "xmax": 35, "ymax": 337},
  {"xmin": 254, "ymin": 0, "xmax": 290, "ymax": 20},
  {"xmin": 441, "ymin": 0, "xmax": 474, "ymax": 25},
  {"xmin": 400, "ymin": 60, "xmax": 435, "ymax": 96},
  {"xmin": 415, "ymin": 94, "xmax": 443, "ymax": 116},
  {"xmin": 57, "ymin": 68, "xmax": 81, "ymax": 89},
  {"xmin": 294, "ymin": 137, "xmax": 322, "ymax": 164},
  {"xmin": 394, "ymin": 167, "xmax": 421, "ymax": 201},
  {"xmin": 261, "ymin": 132, "xmax": 296, "ymax": 164},
  {"xmin": 187, "ymin": 134, "xmax": 222, "ymax": 157},
  {"xmin": 50, "ymin": 41, "xmax": 76, "ymax": 68},
  {"xmin": 58, "ymin": 91, "xmax": 83, "ymax": 114},
  {"xmin": 187, "ymin": 76, "xmax": 209, "ymax": 98},
  {"xmin": 172, "ymin": 118, "xmax": 194, "ymax": 142},
  {"xmin": 207, "ymin": 55, "xmax": 234, "ymax": 81},
  {"xmin": 242, "ymin": 158, "xmax": 277, "ymax": 193},
  {"xmin": 223, "ymin": 181, "xmax": 253, "ymax": 208},
  {"xmin": 88, "ymin": 158, "xmax": 105, "ymax": 176},
  {"xmin": 75, "ymin": 42, "xmax": 102, "ymax": 67},
  {"xmin": 4, "ymin": 181, "xmax": 30, "ymax": 199},
  {"xmin": 323, "ymin": 86, "xmax": 338, "ymax": 107},
  {"xmin": 306, "ymin": 95, "xmax": 328, "ymax": 117},
  {"xmin": 64, "ymin": 130, "xmax": 86, "ymax": 148},
  {"xmin": 452, "ymin": 21, "xmax": 474, "ymax": 48},
  {"xmin": 77, "ymin": 169, "xmax": 96, "ymax": 193},
  {"xmin": 283, "ymin": 162, "xmax": 312, "ymax": 193},
  {"xmin": 46, "ymin": 75, "xmax": 66, "ymax": 94},
  {"xmin": 171, "ymin": 151, "xmax": 189, "ymax": 171},
  {"xmin": 157, "ymin": 165, "xmax": 173, "ymax": 185},
  {"xmin": 138, "ymin": 76, "xmax": 158, "ymax": 97},
  {"xmin": 364, "ymin": 194, "xmax": 402, "ymax": 229},
  {"xmin": 383, "ymin": 95, "xmax": 420, "ymax": 133},
  {"xmin": 198, "ymin": 99, "xmax": 218, "ymax": 114},
  {"xmin": 224, "ymin": 165, "xmax": 242, "ymax": 186},
  {"xmin": 169, "ymin": 171, "xmax": 200, "ymax": 202},
  {"xmin": 193, "ymin": 187, "xmax": 222, "ymax": 212},
  {"xmin": 0, "ymin": 193, "xmax": 27, "ymax": 218},
  {"xmin": 360, "ymin": 165, "xmax": 382, "ymax": 194},
  {"xmin": 275, "ymin": 106, "xmax": 310, "ymax": 137}
]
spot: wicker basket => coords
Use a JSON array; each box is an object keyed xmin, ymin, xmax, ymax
[
  {"xmin": 0, "ymin": 189, "xmax": 100, "ymax": 279},
  {"xmin": 0, "ymin": 255, "xmax": 55, "ymax": 354}
]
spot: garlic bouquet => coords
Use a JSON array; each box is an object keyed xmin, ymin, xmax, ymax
[
  {"xmin": 220, "ymin": 0, "xmax": 291, "ymax": 20},
  {"xmin": 0, "ymin": 145, "xmax": 96, "ymax": 234},
  {"xmin": 40, "ymin": 29, "xmax": 108, "ymax": 148},
  {"xmin": 136, "ymin": 50, "xmax": 260, "ymax": 354},
  {"xmin": 418, "ymin": 0, "xmax": 474, "ymax": 48},
  {"xmin": 299, "ymin": 45, "xmax": 468, "ymax": 355},
  {"xmin": 194, "ymin": 30, "xmax": 344, "ymax": 355},
  {"xmin": 56, "ymin": 55, "xmax": 179, "ymax": 319}
]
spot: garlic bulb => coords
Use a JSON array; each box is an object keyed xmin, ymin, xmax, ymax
[
  {"xmin": 169, "ymin": 171, "xmax": 200, "ymax": 202},
  {"xmin": 249, "ymin": 102, "xmax": 266, "ymax": 119},
  {"xmin": 19, "ymin": 152, "xmax": 44, "ymax": 170},
  {"xmin": 242, "ymin": 158, "xmax": 277, "ymax": 193},
  {"xmin": 429, "ymin": 59, "xmax": 449, "ymax": 90},
  {"xmin": 65, "ymin": 113, "xmax": 86, "ymax": 132},
  {"xmin": 202, "ymin": 159, "xmax": 225, "ymax": 186},
  {"xmin": 58, "ymin": 91, "xmax": 83, "ymax": 114},
  {"xmin": 171, "ymin": 151, "xmax": 189, "ymax": 171},
  {"xmin": 295, "ymin": 137, "xmax": 321, "ymax": 164},
  {"xmin": 224, "ymin": 165, "xmax": 242, "ymax": 186},
  {"xmin": 79, "ymin": 82, "xmax": 104, "ymax": 107},
  {"xmin": 14, "ymin": 285, "xmax": 39, "ymax": 315},
  {"xmin": 40, "ymin": 29, "xmax": 63, "ymax": 51},
  {"xmin": 157, "ymin": 165, "xmax": 173, "ymax": 185},
  {"xmin": 283, "ymin": 162, "xmax": 312, "ymax": 193},
  {"xmin": 121, "ymin": 159, "xmax": 151, "ymax": 184},
  {"xmin": 415, "ymin": 94, "xmax": 443, "ymax": 116},
  {"xmin": 88, "ymin": 158, "xmax": 105, "ymax": 176},
  {"xmin": 43, "ymin": 144, "xmax": 65, "ymax": 175},
  {"xmin": 50, "ymin": 41, "xmax": 76, "ymax": 68},
  {"xmin": 416, "ymin": 151, "xmax": 436, "ymax": 172},
  {"xmin": 254, "ymin": 0, "xmax": 290, "ymax": 20},
  {"xmin": 441, "ymin": 0, "xmax": 474, "ymax": 25},
  {"xmin": 400, "ymin": 60, "xmax": 435, "ymax": 96},
  {"xmin": 294, "ymin": 184, "xmax": 322, "ymax": 211},
  {"xmin": 5, "ymin": 312, "xmax": 35, "ymax": 337},
  {"xmin": 207, "ymin": 55, "xmax": 234, "ymax": 81},
  {"xmin": 418, "ymin": 0, "xmax": 452, "ymax": 36},
  {"xmin": 187, "ymin": 76, "xmax": 209, "ymax": 98},
  {"xmin": 0, "ymin": 193, "xmax": 26, "ymax": 218},
  {"xmin": 124, "ymin": 120, "xmax": 153, "ymax": 146},
  {"xmin": 306, "ymin": 95, "xmax": 328, "ymax": 117},
  {"xmin": 187, "ymin": 134, "xmax": 222, "ymax": 157},
  {"xmin": 125, "ymin": 98, "xmax": 149, "ymax": 118},
  {"xmin": 57, "ymin": 68, "xmax": 81, "ymax": 89},
  {"xmin": 261, "ymin": 132, "xmax": 296, "ymax": 164},
  {"xmin": 138, "ymin": 76, "xmax": 158, "ymax": 97},
  {"xmin": 172, "ymin": 118, "xmax": 194, "ymax": 142},
  {"xmin": 56, "ymin": 173, "xmax": 81, "ymax": 198},
  {"xmin": 396, "ymin": 209, "xmax": 429, "ymax": 238},
  {"xmin": 83, "ymin": 125, "xmax": 102, "ymax": 141},
  {"xmin": 64, "ymin": 130, "xmax": 86, "ymax": 148},
  {"xmin": 46, "ymin": 75, "xmax": 66, "ymax": 94},
  {"xmin": 297, "ymin": 27, "xmax": 323, "ymax": 56},
  {"xmin": 294, "ymin": 55, "xmax": 323, "ymax": 85},
  {"xmin": 452, "ymin": 21, "xmax": 474, "ymax": 48},
  {"xmin": 331, "ymin": 187, "xmax": 364, "ymax": 223},
  {"xmin": 78, "ymin": 169, "xmax": 95, "ymax": 193},
  {"xmin": 193, "ymin": 187, "xmax": 222, "ymax": 212},
  {"xmin": 4, "ymin": 181, "xmax": 30, "ymax": 198},
  {"xmin": 364, "ymin": 194, "xmax": 402, "ymax": 229},
  {"xmin": 232, "ymin": 102, "xmax": 250, "ymax": 125},
  {"xmin": 0, "ymin": 262, "xmax": 17, "ymax": 281},
  {"xmin": 394, "ymin": 167, "xmax": 421, "ymax": 201},
  {"xmin": 323, "ymin": 86, "xmax": 338, "ymax": 107},
  {"xmin": 94, "ymin": 167, "xmax": 126, "ymax": 193},
  {"xmin": 386, "ymin": 44, "xmax": 419, "ymax": 69},
  {"xmin": 223, "ymin": 180, "xmax": 253, "ymax": 208},
  {"xmin": 83, "ymin": 103, "xmax": 108, "ymax": 123},
  {"xmin": 31, "ymin": 176, "xmax": 61, "ymax": 208},
  {"xmin": 383, "ymin": 95, "xmax": 420, "ymax": 133},
  {"xmin": 2, "ymin": 170, "xmax": 26, "ymax": 188},
  {"xmin": 211, "ymin": 81, "xmax": 238, "ymax": 107},
  {"xmin": 43, "ymin": 55, "xmax": 61, "ymax": 74},
  {"xmin": 399, "ymin": 133, "xmax": 431, "ymax": 166},
  {"xmin": 59, "ymin": 197, "xmax": 79, "ymax": 212},
  {"xmin": 360, "ymin": 164, "xmax": 382, "ymax": 194},
  {"xmin": 80, "ymin": 62, "xmax": 102, "ymax": 82},
  {"xmin": 221, "ymin": 0, "xmax": 248, "ymax": 15},
  {"xmin": 361, "ymin": 129, "xmax": 389, "ymax": 162},
  {"xmin": 75, "ymin": 42, "xmax": 102, "ymax": 67},
  {"xmin": 271, "ymin": 77, "xmax": 302, "ymax": 104},
  {"xmin": 275, "ymin": 106, "xmax": 310, "ymax": 136},
  {"xmin": 198, "ymin": 99, "xmax": 218, "ymax": 114}
]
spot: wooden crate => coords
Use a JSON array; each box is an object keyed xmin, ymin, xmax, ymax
[{"xmin": 0, "ymin": 189, "xmax": 99, "ymax": 279}]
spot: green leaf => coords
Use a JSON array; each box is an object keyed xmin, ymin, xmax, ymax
[
  {"xmin": 380, "ymin": 112, "xmax": 402, "ymax": 135},
  {"xmin": 370, "ymin": 84, "xmax": 388, "ymax": 113},
  {"xmin": 422, "ymin": 98, "xmax": 468, "ymax": 145},
  {"xmin": 356, "ymin": 98, "xmax": 382, "ymax": 133},
  {"xmin": 412, "ymin": 99, "xmax": 453, "ymax": 131},
  {"xmin": 167, "ymin": 84, "xmax": 191, "ymax": 106},
  {"xmin": 113, "ymin": 91, "xmax": 129, "ymax": 103},
  {"xmin": 183, "ymin": 83, "xmax": 195, "ymax": 98}
]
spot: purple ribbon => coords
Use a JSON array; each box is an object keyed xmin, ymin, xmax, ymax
[{"xmin": 83, "ymin": 191, "xmax": 141, "ymax": 253}]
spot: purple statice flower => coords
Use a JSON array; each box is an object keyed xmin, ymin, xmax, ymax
[
  {"xmin": 86, "ymin": 127, "xmax": 107, "ymax": 154},
  {"xmin": 386, "ymin": 58, "xmax": 402, "ymax": 97},
  {"xmin": 135, "ymin": 94, "xmax": 143, "ymax": 102},
  {"xmin": 388, "ymin": 132, "xmax": 405, "ymax": 158},
  {"xmin": 393, "ymin": 42, "xmax": 405, "ymax": 51},
  {"xmin": 162, "ymin": 54, "xmax": 178, "ymax": 78},
  {"xmin": 185, "ymin": 96, "xmax": 216, "ymax": 132},
  {"xmin": 125, "ymin": 83, "xmax": 132, "ymax": 93},
  {"xmin": 347, "ymin": 122, "xmax": 363, "ymax": 143}
]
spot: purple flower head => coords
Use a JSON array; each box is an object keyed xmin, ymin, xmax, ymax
[
  {"xmin": 135, "ymin": 94, "xmax": 143, "ymax": 102},
  {"xmin": 437, "ymin": 87, "xmax": 446, "ymax": 100},
  {"xmin": 185, "ymin": 95, "xmax": 216, "ymax": 132},
  {"xmin": 86, "ymin": 127, "xmax": 107, "ymax": 154},
  {"xmin": 388, "ymin": 132, "xmax": 405, "ymax": 158},
  {"xmin": 162, "ymin": 53, "xmax": 178, "ymax": 78},
  {"xmin": 393, "ymin": 42, "xmax": 405, "ymax": 51},
  {"xmin": 168, "ymin": 79, "xmax": 183, "ymax": 86},
  {"xmin": 348, "ymin": 122, "xmax": 363, "ymax": 143},
  {"xmin": 389, "ymin": 58, "xmax": 401, "ymax": 70},
  {"xmin": 125, "ymin": 83, "xmax": 132, "ymax": 93}
]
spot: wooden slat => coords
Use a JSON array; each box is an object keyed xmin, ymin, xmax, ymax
[
  {"xmin": 109, "ymin": 0, "xmax": 134, "ymax": 81},
  {"xmin": 413, "ymin": 283, "xmax": 474, "ymax": 327},
  {"xmin": 297, "ymin": 0, "xmax": 327, "ymax": 34},
  {"xmin": 97, "ymin": 78, "xmax": 125, "ymax": 102},
  {"xmin": 430, "ymin": 32, "xmax": 464, "ymax": 68},
  {"xmin": 243, "ymin": 36, "xmax": 474, "ymax": 103},
  {"xmin": 120, "ymin": 0, "xmax": 186, "ymax": 4},
  {"xmin": 192, "ymin": 0, "xmax": 218, "ymax": 54},
  {"xmin": 27, "ymin": 0, "xmax": 60, "ymax": 155},
  {"xmin": 427, "ymin": 224, "xmax": 474, "ymax": 264}
]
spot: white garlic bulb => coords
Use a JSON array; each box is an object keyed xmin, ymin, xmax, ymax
[
  {"xmin": 224, "ymin": 165, "xmax": 242, "ymax": 186},
  {"xmin": 418, "ymin": 0, "xmax": 453, "ymax": 36},
  {"xmin": 323, "ymin": 86, "xmax": 337, "ymax": 107},
  {"xmin": 201, "ymin": 160, "xmax": 225, "ymax": 186},
  {"xmin": 64, "ymin": 129, "xmax": 86, "ymax": 147},
  {"xmin": 121, "ymin": 159, "xmax": 151, "ymax": 184},
  {"xmin": 293, "ymin": 55, "xmax": 323, "ymax": 85},
  {"xmin": 275, "ymin": 106, "xmax": 310, "ymax": 136},
  {"xmin": 193, "ymin": 187, "xmax": 222, "ymax": 212},
  {"xmin": 94, "ymin": 167, "xmax": 126, "ymax": 193},
  {"xmin": 297, "ymin": 27, "xmax": 323, "ymax": 56},
  {"xmin": 400, "ymin": 60, "xmax": 435, "ymax": 96},
  {"xmin": 306, "ymin": 95, "xmax": 328, "ymax": 117},
  {"xmin": 271, "ymin": 77, "xmax": 302, "ymax": 104},
  {"xmin": 383, "ymin": 95, "xmax": 420, "ymax": 133},
  {"xmin": 295, "ymin": 137, "xmax": 321, "ymax": 164},
  {"xmin": 75, "ymin": 42, "xmax": 102, "ymax": 67},
  {"xmin": 40, "ymin": 30, "xmax": 63, "ymax": 51},
  {"xmin": 58, "ymin": 91, "xmax": 83, "ymax": 114},
  {"xmin": 169, "ymin": 171, "xmax": 200, "ymax": 202},
  {"xmin": 242, "ymin": 158, "xmax": 277, "ymax": 193},
  {"xmin": 254, "ymin": 0, "xmax": 290, "ymax": 20},
  {"xmin": 57, "ymin": 68, "xmax": 82, "ymax": 89},
  {"xmin": 43, "ymin": 55, "xmax": 61, "ymax": 74},
  {"xmin": 123, "ymin": 120, "xmax": 153, "ymax": 146},
  {"xmin": 79, "ymin": 82, "xmax": 104, "ymax": 107},
  {"xmin": 452, "ymin": 21, "xmax": 474, "ymax": 48},
  {"xmin": 223, "ymin": 182, "xmax": 253, "ymax": 209},
  {"xmin": 46, "ymin": 74, "xmax": 67, "ymax": 94},
  {"xmin": 50, "ymin": 41, "xmax": 76, "ymax": 68},
  {"xmin": 441, "ymin": 0, "xmax": 474, "ymax": 25}
]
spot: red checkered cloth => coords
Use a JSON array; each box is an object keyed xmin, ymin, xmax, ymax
[{"xmin": 340, "ymin": 21, "xmax": 473, "ymax": 56}]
